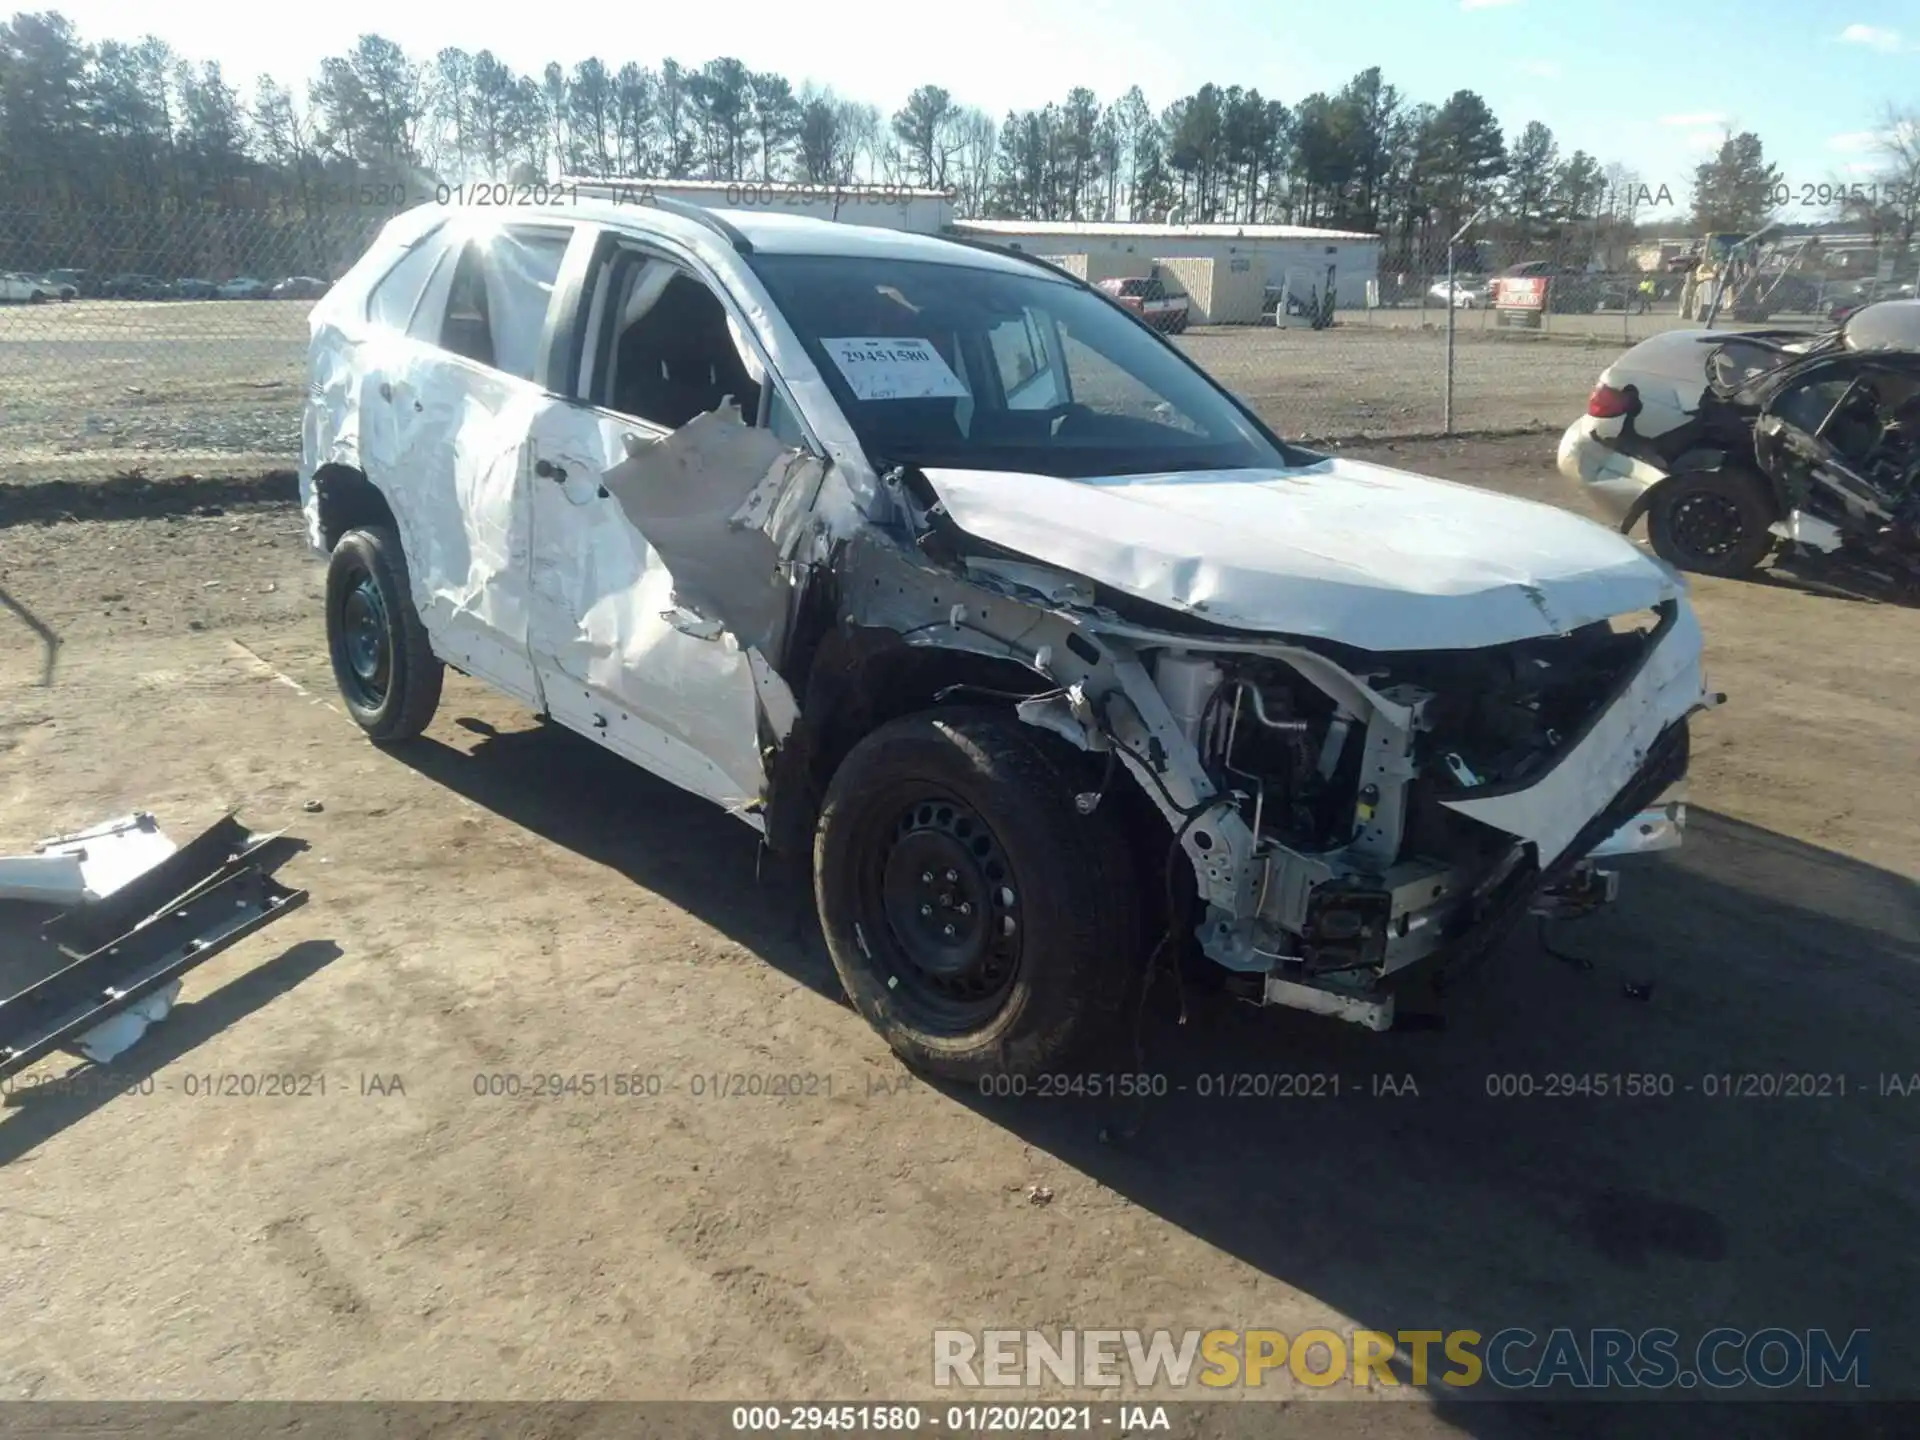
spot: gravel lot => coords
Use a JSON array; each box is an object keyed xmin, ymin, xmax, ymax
[
  {"xmin": 0, "ymin": 300, "xmax": 306, "ymax": 485},
  {"xmin": 1, "ymin": 435, "xmax": 1915, "ymax": 1431},
  {"xmin": 0, "ymin": 299, "xmax": 1658, "ymax": 488}
]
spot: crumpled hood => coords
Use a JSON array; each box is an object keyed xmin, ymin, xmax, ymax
[{"xmin": 920, "ymin": 456, "xmax": 1685, "ymax": 651}]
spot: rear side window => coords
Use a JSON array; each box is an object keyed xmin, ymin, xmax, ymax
[
  {"xmin": 485, "ymin": 230, "xmax": 571, "ymax": 381},
  {"xmin": 440, "ymin": 245, "xmax": 495, "ymax": 368},
  {"xmin": 366, "ymin": 237, "xmax": 447, "ymax": 331},
  {"xmin": 419, "ymin": 226, "xmax": 572, "ymax": 383}
]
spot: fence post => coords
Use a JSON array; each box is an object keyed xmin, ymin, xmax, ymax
[
  {"xmin": 1445, "ymin": 240, "xmax": 1456, "ymax": 434},
  {"xmin": 1443, "ymin": 207, "xmax": 1488, "ymax": 436}
]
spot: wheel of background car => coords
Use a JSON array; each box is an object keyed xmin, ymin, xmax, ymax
[
  {"xmin": 1646, "ymin": 469, "xmax": 1779, "ymax": 579},
  {"xmin": 812, "ymin": 708, "xmax": 1142, "ymax": 1082},
  {"xmin": 325, "ymin": 524, "xmax": 445, "ymax": 743}
]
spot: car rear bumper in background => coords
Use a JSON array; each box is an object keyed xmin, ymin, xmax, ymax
[{"xmin": 1556, "ymin": 417, "xmax": 1670, "ymax": 528}]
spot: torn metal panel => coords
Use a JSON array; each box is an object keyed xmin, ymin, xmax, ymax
[
  {"xmin": 745, "ymin": 647, "xmax": 800, "ymax": 742},
  {"xmin": 918, "ymin": 458, "xmax": 1686, "ymax": 650},
  {"xmin": 523, "ymin": 400, "xmax": 776, "ymax": 812},
  {"xmin": 1769, "ymin": 509, "xmax": 1845, "ymax": 553},
  {"xmin": 963, "ymin": 558, "xmax": 1096, "ymax": 608},
  {"xmin": 837, "ymin": 530, "xmax": 1259, "ymax": 928},
  {"xmin": 599, "ymin": 405, "xmax": 824, "ymax": 657}
]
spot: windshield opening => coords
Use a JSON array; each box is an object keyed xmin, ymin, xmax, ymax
[{"xmin": 747, "ymin": 252, "xmax": 1292, "ymax": 479}]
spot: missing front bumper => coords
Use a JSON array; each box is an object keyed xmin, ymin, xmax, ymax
[{"xmin": 1250, "ymin": 719, "xmax": 1692, "ymax": 1029}]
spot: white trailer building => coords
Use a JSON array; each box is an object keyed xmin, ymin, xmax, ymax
[
  {"xmin": 948, "ymin": 219, "xmax": 1383, "ymax": 322},
  {"xmin": 563, "ymin": 177, "xmax": 958, "ymax": 235},
  {"xmin": 557, "ymin": 184, "xmax": 1380, "ymax": 323}
]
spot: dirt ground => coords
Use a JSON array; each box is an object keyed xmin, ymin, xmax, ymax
[{"xmin": 1, "ymin": 436, "xmax": 1917, "ymax": 1434}]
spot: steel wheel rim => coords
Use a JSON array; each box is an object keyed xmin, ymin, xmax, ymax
[
  {"xmin": 860, "ymin": 790, "xmax": 1022, "ymax": 1031},
  {"xmin": 1670, "ymin": 492, "xmax": 1747, "ymax": 560},
  {"xmin": 337, "ymin": 569, "xmax": 392, "ymax": 707}
]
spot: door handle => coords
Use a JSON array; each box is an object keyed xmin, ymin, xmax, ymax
[{"xmin": 534, "ymin": 458, "xmax": 568, "ymax": 483}]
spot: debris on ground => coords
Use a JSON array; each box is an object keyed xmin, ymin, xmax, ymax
[
  {"xmin": 0, "ymin": 811, "xmax": 308, "ymax": 1072},
  {"xmin": 1024, "ymin": 1184, "xmax": 1054, "ymax": 1207}
]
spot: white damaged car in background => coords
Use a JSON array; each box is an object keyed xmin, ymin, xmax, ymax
[{"xmin": 300, "ymin": 193, "xmax": 1715, "ymax": 1079}]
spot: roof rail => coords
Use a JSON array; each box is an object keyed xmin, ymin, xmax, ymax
[{"xmin": 559, "ymin": 177, "xmax": 754, "ymax": 254}]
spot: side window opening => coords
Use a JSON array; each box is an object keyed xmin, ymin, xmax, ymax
[
  {"xmin": 597, "ymin": 259, "xmax": 763, "ymax": 430},
  {"xmin": 366, "ymin": 236, "xmax": 447, "ymax": 331},
  {"xmin": 985, "ymin": 310, "xmax": 1061, "ymax": 411},
  {"xmin": 484, "ymin": 229, "xmax": 570, "ymax": 382},
  {"xmin": 439, "ymin": 244, "xmax": 495, "ymax": 369},
  {"xmin": 427, "ymin": 229, "xmax": 569, "ymax": 381}
]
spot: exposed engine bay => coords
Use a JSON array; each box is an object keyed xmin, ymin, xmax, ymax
[
  {"xmin": 832, "ymin": 471, "xmax": 1701, "ymax": 1034},
  {"xmin": 1142, "ymin": 611, "xmax": 1676, "ymax": 1013}
]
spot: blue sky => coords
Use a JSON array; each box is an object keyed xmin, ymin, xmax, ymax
[{"xmin": 48, "ymin": 0, "xmax": 1920, "ymax": 216}]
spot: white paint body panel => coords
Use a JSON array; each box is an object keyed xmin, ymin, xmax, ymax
[
  {"xmin": 523, "ymin": 399, "xmax": 771, "ymax": 810},
  {"xmin": 1444, "ymin": 603, "xmax": 1706, "ymax": 865},
  {"xmin": 0, "ymin": 813, "xmax": 179, "ymax": 904},
  {"xmin": 921, "ymin": 457, "xmax": 1686, "ymax": 651}
]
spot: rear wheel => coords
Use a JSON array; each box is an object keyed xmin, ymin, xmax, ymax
[
  {"xmin": 1647, "ymin": 468, "xmax": 1778, "ymax": 578},
  {"xmin": 814, "ymin": 709, "xmax": 1142, "ymax": 1082},
  {"xmin": 325, "ymin": 525, "xmax": 444, "ymax": 742}
]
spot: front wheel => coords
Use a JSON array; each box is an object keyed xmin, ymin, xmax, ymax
[
  {"xmin": 814, "ymin": 710, "xmax": 1143, "ymax": 1082},
  {"xmin": 325, "ymin": 524, "xmax": 444, "ymax": 742},
  {"xmin": 1646, "ymin": 469, "xmax": 1778, "ymax": 578}
]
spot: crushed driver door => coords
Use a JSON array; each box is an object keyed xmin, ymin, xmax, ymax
[{"xmin": 521, "ymin": 246, "xmax": 820, "ymax": 819}]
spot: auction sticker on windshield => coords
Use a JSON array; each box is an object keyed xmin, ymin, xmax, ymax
[{"xmin": 821, "ymin": 337, "xmax": 969, "ymax": 401}]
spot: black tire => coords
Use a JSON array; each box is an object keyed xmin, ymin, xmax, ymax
[
  {"xmin": 814, "ymin": 709, "xmax": 1143, "ymax": 1082},
  {"xmin": 1646, "ymin": 468, "xmax": 1778, "ymax": 578},
  {"xmin": 325, "ymin": 524, "xmax": 444, "ymax": 742}
]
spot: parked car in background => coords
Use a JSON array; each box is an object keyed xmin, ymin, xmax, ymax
[
  {"xmin": 1095, "ymin": 275, "xmax": 1191, "ymax": 333},
  {"xmin": 0, "ymin": 272, "xmax": 58, "ymax": 303},
  {"xmin": 1490, "ymin": 262, "xmax": 1626, "ymax": 314},
  {"xmin": 31, "ymin": 274, "xmax": 78, "ymax": 301},
  {"xmin": 271, "ymin": 275, "xmax": 331, "ymax": 300},
  {"xmin": 1427, "ymin": 277, "xmax": 1486, "ymax": 308},
  {"xmin": 173, "ymin": 278, "xmax": 218, "ymax": 300},
  {"xmin": 102, "ymin": 273, "xmax": 172, "ymax": 299},
  {"xmin": 44, "ymin": 267, "xmax": 96, "ymax": 297},
  {"xmin": 217, "ymin": 277, "xmax": 270, "ymax": 300}
]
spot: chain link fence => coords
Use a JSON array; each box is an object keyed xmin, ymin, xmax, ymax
[
  {"xmin": 4, "ymin": 203, "xmax": 1909, "ymax": 488},
  {"xmin": 0, "ymin": 206, "xmax": 387, "ymax": 488}
]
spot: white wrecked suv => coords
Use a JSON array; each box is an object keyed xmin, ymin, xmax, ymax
[{"xmin": 301, "ymin": 193, "xmax": 1712, "ymax": 1078}]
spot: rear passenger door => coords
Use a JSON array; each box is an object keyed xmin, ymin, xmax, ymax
[{"xmin": 371, "ymin": 224, "xmax": 572, "ymax": 706}]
